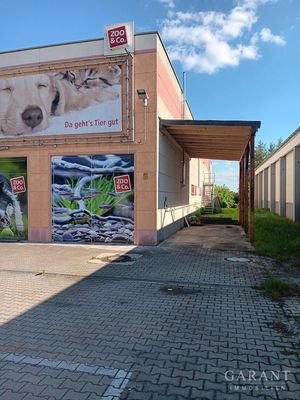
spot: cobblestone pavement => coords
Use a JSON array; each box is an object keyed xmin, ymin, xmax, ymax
[{"xmin": 0, "ymin": 226, "xmax": 299, "ymax": 400}]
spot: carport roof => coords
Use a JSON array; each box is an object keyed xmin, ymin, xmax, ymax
[{"xmin": 160, "ymin": 119, "xmax": 261, "ymax": 161}]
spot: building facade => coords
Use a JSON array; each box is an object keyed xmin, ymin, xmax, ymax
[
  {"xmin": 255, "ymin": 127, "xmax": 300, "ymax": 222},
  {"xmin": 0, "ymin": 31, "xmax": 211, "ymax": 245}
]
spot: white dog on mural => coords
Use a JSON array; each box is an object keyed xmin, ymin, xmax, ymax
[
  {"xmin": 0, "ymin": 74, "xmax": 55, "ymax": 135},
  {"xmin": 0, "ymin": 66, "xmax": 121, "ymax": 136}
]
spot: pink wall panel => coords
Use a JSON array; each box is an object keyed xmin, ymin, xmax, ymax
[{"xmin": 157, "ymin": 56, "xmax": 181, "ymax": 119}]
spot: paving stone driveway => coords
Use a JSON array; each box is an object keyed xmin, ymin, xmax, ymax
[{"xmin": 0, "ymin": 226, "xmax": 299, "ymax": 400}]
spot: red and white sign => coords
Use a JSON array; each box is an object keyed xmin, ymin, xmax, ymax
[
  {"xmin": 107, "ymin": 25, "xmax": 128, "ymax": 49},
  {"xmin": 114, "ymin": 175, "xmax": 132, "ymax": 193},
  {"xmin": 10, "ymin": 176, "xmax": 26, "ymax": 194},
  {"xmin": 104, "ymin": 22, "xmax": 134, "ymax": 55}
]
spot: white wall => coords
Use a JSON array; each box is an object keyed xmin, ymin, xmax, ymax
[
  {"xmin": 286, "ymin": 151, "xmax": 294, "ymax": 203},
  {"xmin": 275, "ymin": 160, "xmax": 280, "ymax": 202},
  {"xmin": 157, "ymin": 132, "xmax": 202, "ymax": 230}
]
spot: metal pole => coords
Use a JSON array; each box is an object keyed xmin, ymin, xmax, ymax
[{"xmin": 182, "ymin": 71, "xmax": 186, "ymax": 120}]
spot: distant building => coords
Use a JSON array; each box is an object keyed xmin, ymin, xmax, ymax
[{"xmin": 255, "ymin": 127, "xmax": 300, "ymax": 222}]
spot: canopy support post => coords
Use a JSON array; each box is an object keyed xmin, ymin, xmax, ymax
[
  {"xmin": 239, "ymin": 160, "xmax": 243, "ymax": 226},
  {"xmin": 249, "ymin": 134, "xmax": 255, "ymax": 242},
  {"xmin": 244, "ymin": 143, "xmax": 250, "ymax": 234}
]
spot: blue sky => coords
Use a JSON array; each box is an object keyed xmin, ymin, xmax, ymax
[{"xmin": 0, "ymin": 0, "xmax": 298, "ymax": 190}]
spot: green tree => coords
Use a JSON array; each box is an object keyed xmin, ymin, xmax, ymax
[
  {"xmin": 267, "ymin": 142, "xmax": 277, "ymax": 154},
  {"xmin": 215, "ymin": 185, "xmax": 238, "ymax": 208},
  {"xmin": 255, "ymin": 140, "xmax": 268, "ymax": 167},
  {"xmin": 255, "ymin": 137, "xmax": 284, "ymax": 167},
  {"xmin": 276, "ymin": 137, "xmax": 284, "ymax": 148}
]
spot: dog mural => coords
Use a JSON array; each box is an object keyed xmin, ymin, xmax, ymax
[
  {"xmin": 0, "ymin": 74, "xmax": 55, "ymax": 136},
  {"xmin": 0, "ymin": 65, "xmax": 121, "ymax": 136}
]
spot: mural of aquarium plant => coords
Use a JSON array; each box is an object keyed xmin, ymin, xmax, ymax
[
  {"xmin": 0, "ymin": 157, "xmax": 28, "ymax": 241},
  {"xmin": 52, "ymin": 154, "xmax": 134, "ymax": 243}
]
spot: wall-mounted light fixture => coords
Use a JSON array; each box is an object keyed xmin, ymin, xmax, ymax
[{"xmin": 137, "ymin": 88, "xmax": 149, "ymax": 107}]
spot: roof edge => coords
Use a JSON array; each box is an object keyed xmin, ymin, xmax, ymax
[
  {"xmin": 0, "ymin": 31, "xmax": 159, "ymax": 56},
  {"xmin": 160, "ymin": 119, "xmax": 261, "ymax": 132}
]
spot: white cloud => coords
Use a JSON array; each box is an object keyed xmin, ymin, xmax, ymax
[
  {"xmin": 159, "ymin": 0, "xmax": 175, "ymax": 9},
  {"xmin": 260, "ymin": 27, "xmax": 286, "ymax": 45},
  {"xmin": 236, "ymin": 0, "xmax": 279, "ymax": 7},
  {"xmin": 160, "ymin": 0, "xmax": 285, "ymax": 74}
]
